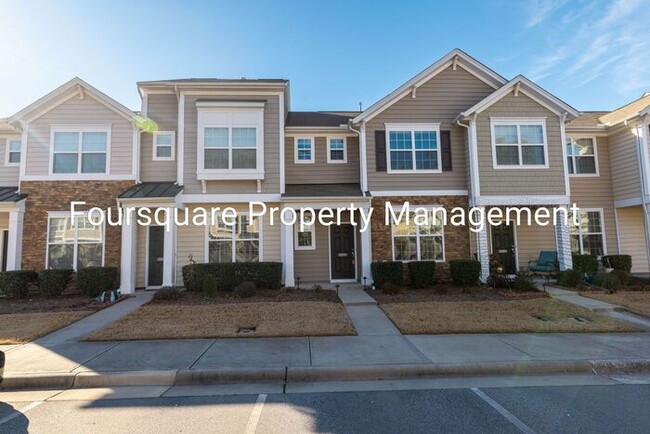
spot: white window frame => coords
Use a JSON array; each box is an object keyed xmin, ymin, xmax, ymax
[
  {"xmin": 490, "ymin": 117, "xmax": 549, "ymax": 169},
  {"xmin": 327, "ymin": 136, "xmax": 347, "ymax": 164},
  {"xmin": 294, "ymin": 222, "xmax": 316, "ymax": 250},
  {"xmin": 390, "ymin": 205, "xmax": 445, "ymax": 262},
  {"xmin": 205, "ymin": 213, "xmax": 264, "ymax": 263},
  {"xmin": 196, "ymin": 103, "xmax": 265, "ymax": 181},
  {"xmin": 5, "ymin": 136, "xmax": 21, "ymax": 167},
  {"xmin": 45, "ymin": 211, "xmax": 105, "ymax": 271},
  {"xmin": 385, "ymin": 123, "xmax": 441, "ymax": 174},
  {"xmin": 294, "ymin": 136, "xmax": 315, "ymax": 164},
  {"xmin": 566, "ymin": 135, "xmax": 599, "ymax": 177},
  {"xmin": 153, "ymin": 131, "xmax": 176, "ymax": 161},
  {"xmin": 49, "ymin": 125, "xmax": 111, "ymax": 177},
  {"xmin": 570, "ymin": 208, "xmax": 607, "ymax": 257}
]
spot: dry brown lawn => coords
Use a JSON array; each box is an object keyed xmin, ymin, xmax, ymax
[
  {"xmin": 86, "ymin": 301, "xmax": 356, "ymax": 341},
  {"xmin": 0, "ymin": 311, "xmax": 93, "ymax": 344},
  {"xmin": 380, "ymin": 298, "xmax": 639, "ymax": 334},
  {"xmin": 585, "ymin": 292, "xmax": 650, "ymax": 318}
]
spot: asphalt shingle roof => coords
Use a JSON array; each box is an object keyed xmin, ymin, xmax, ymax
[
  {"xmin": 285, "ymin": 111, "xmax": 360, "ymax": 127},
  {"xmin": 283, "ymin": 183, "xmax": 363, "ymax": 198},
  {"xmin": 0, "ymin": 187, "xmax": 26, "ymax": 202}
]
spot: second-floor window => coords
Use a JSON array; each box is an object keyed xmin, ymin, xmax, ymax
[
  {"xmin": 491, "ymin": 119, "xmax": 547, "ymax": 168},
  {"xmin": 295, "ymin": 137, "xmax": 314, "ymax": 163},
  {"xmin": 153, "ymin": 131, "xmax": 175, "ymax": 161},
  {"xmin": 52, "ymin": 129, "xmax": 108, "ymax": 174},
  {"xmin": 327, "ymin": 137, "xmax": 347, "ymax": 163},
  {"xmin": 6, "ymin": 138, "xmax": 21, "ymax": 166},
  {"xmin": 203, "ymin": 127, "xmax": 257, "ymax": 169},
  {"xmin": 385, "ymin": 123, "xmax": 440, "ymax": 173},
  {"xmin": 566, "ymin": 137, "xmax": 598, "ymax": 175}
]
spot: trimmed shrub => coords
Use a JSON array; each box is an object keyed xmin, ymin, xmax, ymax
[
  {"xmin": 182, "ymin": 263, "xmax": 219, "ymax": 292},
  {"xmin": 593, "ymin": 272, "xmax": 621, "ymax": 291},
  {"xmin": 557, "ymin": 269, "xmax": 583, "ymax": 288},
  {"xmin": 611, "ymin": 269, "xmax": 630, "ymax": 286},
  {"xmin": 382, "ymin": 282, "xmax": 401, "ymax": 295},
  {"xmin": 181, "ymin": 262, "xmax": 282, "ymax": 292},
  {"xmin": 407, "ymin": 261, "xmax": 436, "ymax": 288},
  {"xmin": 602, "ymin": 255, "xmax": 632, "ymax": 272},
  {"xmin": 487, "ymin": 274, "xmax": 511, "ymax": 289},
  {"xmin": 449, "ymin": 259, "xmax": 481, "ymax": 286},
  {"xmin": 0, "ymin": 270, "xmax": 38, "ymax": 298},
  {"xmin": 511, "ymin": 272, "xmax": 538, "ymax": 292},
  {"xmin": 77, "ymin": 267, "xmax": 118, "ymax": 298},
  {"xmin": 203, "ymin": 274, "xmax": 218, "ymax": 298},
  {"xmin": 153, "ymin": 287, "xmax": 183, "ymax": 301},
  {"xmin": 235, "ymin": 281, "xmax": 256, "ymax": 298},
  {"xmin": 572, "ymin": 254, "xmax": 598, "ymax": 274},
  {"xmin": 37, "ymin": 269, "xmax": 73, "ymax": 297},
  {"xmin": 371, "ymin": 261, "xmax": 403, "ymax": 289}
]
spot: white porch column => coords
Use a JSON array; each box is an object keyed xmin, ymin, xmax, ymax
[
  {"xmin": 119, "ymin": 208, "xmax": 137, "ymax": 294},
  {"xmin": 281, "ymin": 220, "xmax": 295, "ymax": 287},
  {"xmin": 555, "ymin": 206, "xmax": 573, "ymax": 270},
  {"xmin": 6, "ymin": 207, "xmax": 24, "ymax": 271},
  {"xmin": 476, "ymin": 224, "xmax": 490, "ymax": 283},
  {"xmin": 360, "ymin": 212, "xmax": 373, "ymax": 283},
  {"xmin": 162, "ymin": 211, "xmax": 176, "ymax": 287}
]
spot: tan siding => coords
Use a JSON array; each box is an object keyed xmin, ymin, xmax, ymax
[
  {"xmin": 285, "ymin": 136, "xmax": 360, "ymax": 184},
  {"xmin": 141, "ymin": 94, "xmax": 177, "ymax": 182},
  {"xmin": 617, "ymin": 206, "xmax": 649, "ymax": 273},
  {"xmin": 476, "ymin": 93, "xmax": 565, "ymax": 196},
  {"xmin": 25, "ymin": 95, "xmax": 134, "ymax": 177},
  {"xmin": 607, "ymin": 123, "xmax": 643, "ymax": 202},
  {"xmin": 136, "ymin": 224, "xmax": 148, "ymax": 288},
  {"xmin": 366, "ymin": 66, "xmax": 494, "ymax": 191},
  {"xmin": 294, "ymin": 222, "xmax": 330, "ymax": 282},
  {"xmin": 514, "ymin": 223, "xmax": 556, "ymax": 269},
  {"xmin": 0, "ymin": 137, "xmax": 20, "ymax": 186},
  {"xmin": 0, "ymin": 213, "xmax": 8, "ymax": 229},
  {"xmin": 183, "ymin": 94, "xmax": 281, "ymax": 194}
]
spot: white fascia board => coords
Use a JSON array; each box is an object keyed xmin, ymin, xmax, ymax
[
  {"xmin": 474, "ymin": 195, "xmax": 570, "ymax": 206},
  {"xmin": 370, "ymin": 190, "xmax": 468, "ymax": 197},
  {"xmin": 179, "ymin": 193, "xmax": 282, "ymax": 204}
]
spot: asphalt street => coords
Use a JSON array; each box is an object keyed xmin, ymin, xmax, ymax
[{"xmin": 1, "ymin": 381, "xmax": 650, "ymax": 433}]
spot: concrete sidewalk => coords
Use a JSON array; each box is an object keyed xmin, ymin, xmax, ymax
[{"xmin": 337, "ymin": 286, "xmax": 401, "ymax": 336}]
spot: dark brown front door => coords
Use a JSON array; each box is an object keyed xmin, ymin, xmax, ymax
[
  {"xmin": 1, "ymin": 230, "xmax": 7, "ymax": 271},
  {"xmin": 330, "ymin": 224, "xmax": 355, "ymax": 280},
  {"xmin": 491, "ymin": 224, "xmax": 516, "ymax": 274},
  {"xmin": 148, "ymin": 226, "xmax": 165, "ymax": 286}
]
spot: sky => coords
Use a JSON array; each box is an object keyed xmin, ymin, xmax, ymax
[{"xmin": 1, "ymin": 0, "xmax": 649, "ymax": 116}]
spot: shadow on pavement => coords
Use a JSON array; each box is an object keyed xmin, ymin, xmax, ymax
[{"xmin": 0, "ymin": 401, "xmax": 29, "ymax": 433}]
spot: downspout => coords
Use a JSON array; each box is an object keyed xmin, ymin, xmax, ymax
[
  {"xmin": 348, "ymin": 121, "xmax": 368, "ymax": 195},
  {"xmin": 456, "ymin": 119, "xmax": 474, "ymax": 257}
]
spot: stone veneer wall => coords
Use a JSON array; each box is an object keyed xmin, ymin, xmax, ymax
[
  {"xmin": 20, "ymin": 181, "xmax": 135, "ymax": 270},
  {"xmin": 370, "ymin": 196, "xmax": 472, "ymax": 281}
]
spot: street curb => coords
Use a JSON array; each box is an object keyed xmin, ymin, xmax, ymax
[{"xmin": 2, "ymin": 359, "xmax": 650, "ymax": 391}]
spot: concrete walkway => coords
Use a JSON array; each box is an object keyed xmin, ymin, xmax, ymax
[{"xmin": 337, "ymin": 286, "xmax": 401, "ymax": 336}]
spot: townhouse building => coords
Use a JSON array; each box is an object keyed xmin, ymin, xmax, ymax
[{"xmin": 1, "ymin": 49, "xmax": 649, "ymax": 293}]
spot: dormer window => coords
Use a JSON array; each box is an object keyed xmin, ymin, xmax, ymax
[{"xmin": 6, "ymin": 138, "xmax": 21, "ymax": 166}]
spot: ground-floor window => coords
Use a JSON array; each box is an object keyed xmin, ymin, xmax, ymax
[
  {"xmin": 392, "ymin": 208, "xmax": 444, "ymax": 261},
  {"xmin": 47, "ymin": 214, "xmax": 104, "ymax": 270},
  {"xmin": 570, "ymin": 209, "xmax": 605, "ymax": 256},
  {"xmin": 208, "ymin": 214, "xmax": 260, "ymax": 262}
]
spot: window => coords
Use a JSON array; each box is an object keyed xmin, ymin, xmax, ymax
[
  {"xmin": 52, "ymin": 129, "xmax": 109, "ymax": 174},
  {"xmin": 47, "ymin": 215, "xmax": 104, "ymax": 270},
  {"xmin": 392, "ymin": 208, "xmax": 445, "ymax": 261},
  {"xmin": 385, "ymin": 124, "xmax": 440, "ymax": 173},
  {"xmin": 6, "ymin": 138, "xmax": 21, "ymax": 166},
  {"xmin": 295, "ymin": 223, "xmax": 316, "ymax": 250},
  {"xmin": 204, "ymin": 127, "xmax": 257, "ymax": 169},
  {"xmin": 208, "ymin": 214, "xmax": 260, "ymax": 263},
  {"xmin": 153, "ymin": 131, "xmax": 175, "ymax": 161},
  {"xmin": 327, "ymin": 137, "xmax": 347, "ymax": 163},
  {"xmin": 566, "ymin": 137, "xmax": 598, "ymax": 175},
  {"xmin": 570, "ymin": 209, "xmax": 605, "ymax": 256},
  {"xmin": 491, "ymin": 119, "xmax": 547, "ymax": 168},
  {"xmin": 295, "ymin": 137, "xmax": 314, "ymax": 163}
]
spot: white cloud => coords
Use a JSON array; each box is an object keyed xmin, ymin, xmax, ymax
[{"xmin": 525, "ymin": 0, "xmax": 569, "ymax": 28}]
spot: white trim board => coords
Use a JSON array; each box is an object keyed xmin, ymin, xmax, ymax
[{"xmin": 474, "ymin": 195, "xmax": 570, "ymax": 206}]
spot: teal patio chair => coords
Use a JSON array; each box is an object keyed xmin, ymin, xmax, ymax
[{"xmin": 528, "ymin": 251, "xmax": 558, "ymax": 275}]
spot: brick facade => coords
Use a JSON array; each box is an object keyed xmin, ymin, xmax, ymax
[
  {"xmin": 370, "ymin": 196, "xmax": 472, "ymax": 281},
  {"xmin": 20, "ymin": 181, "xmax": 135, "ymax": 270}
]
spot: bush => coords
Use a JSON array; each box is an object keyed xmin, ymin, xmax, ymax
[
  {"xmin": 407, "ymin": 261, "xmax": 436, "ymax": 288},
  {"xmin": 593, "ymin": 272, "xmax": 621, "ymax": 291},
  {"xmin": 182, "ymin": 263, "xmax": 219, "ymax": 292},
  {"xmin": 235, "ymin": 281, "xmax": 256, "ymax": 298},
  {"xmin": 557, "ymin": 269, "xmax": 583, "ymax": 288},
  {"xmin": 382, "ymin": 282, "xmax": 401, "ymax": 295},
  {"xmin": 602, "ymin": 255, "xmax": 632, "ymax": 272},
  {"xmin": 371, "ymin": 262, "xmax": 403, "ymax": 288},
  {"xmin": 487, "ymin": 274, "xmax": 511, "ymax": 289},
  {"xmin": 511, "ymin": 272, "xmax": 538, "ymax": 292},
  {"xmin": 611, "ymin": 269, "xmax": 630, "ymax": 286},
  {"xmin": 182, "ymin": 262, "xmax": 282, "ymax": 292},
  {"xmin": 572, "ymin": 254, "xmax": 598, "ymax": 274},
  {"xmin": 203, "ymin": 274, "xmax": 218, "ymax": 297},
  {"xmin": 77, "ymin": 267, "xmax": 118, "ymax": 298},
  {"xmin": 0, "ymin": 270, "xmax": 38, "ymax": 298},
  {"xmin": 153, "ymin": 287, "xmax": 183, "ymax": 301},
  {"xmin": 449, "ymin": 259, "xmax": 481, "ymax": 286},
  {"xmin": 37, "ymin": 269, "xmax": 73, "ymax": 297}
]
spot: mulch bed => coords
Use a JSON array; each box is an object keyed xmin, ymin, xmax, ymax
[
  {"xmin": 151, "ymin": 288, "xmax": 341, "ymax": 305},
  {"xmin": 366, "ymin": 285, "xmax": 548, "ymax": 304},
  {"xmin": 0, "ymin": 295, "xmax": 109, "ymax": 315}
]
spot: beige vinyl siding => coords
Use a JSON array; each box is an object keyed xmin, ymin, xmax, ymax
[
  {"xmin": 607, "ymin": 123, "xmax": 643, "ymax": 202},
  {"xmin": 136, "ymin": 224, "xmax": 147, "ymax": 288},
  {"xmin": 183, "ymin": 94, "xmax": 281, "ymax": 194},
  {"xmin": 0, "ymin": 213, "xmax": 8, "ymax": 228},
  {"xmin": 141, "ymin": 94, "xmax": 177, "ymax": 182},
  {"xmin": 0, "ymin": 137, "xmax": 20, "ymax": 186},
  {"xmin": 616, "ymin": 206, "xmax": 649, "ymax": 273},
  {"xmin": 285, "ymin": 136, "xmax": 360, "ymax": 184},
  {"xmin": 294, "ymin": 222, "xmax": 330, "ymax": 282},
  {"xmin": 513, "ymin": 223, "xmax": 556, "ymax": 269},
  {"xmin": 570, "ymin": 136, "xmax": 618, "ymax": 255},
  {"xmin": 25, "ymin": 95, "xmax": 134, "ymax": 177},
  {"xmin": 476, "ymin": 93, "xmax": 565, "ymax": 196},
  {"xmin": 366, "ymin": 66, "xmax": 495, "ymax": 191}
]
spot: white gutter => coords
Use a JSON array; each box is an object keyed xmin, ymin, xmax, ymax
[{"xmin": 348, "ymin": 121, "xmax": 368, "ymax": 194}]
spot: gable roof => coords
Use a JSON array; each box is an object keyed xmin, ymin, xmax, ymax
[
  {"xmin": 457, "ymin": 75, "xmax": 579, "ymax": 120},
  {"xmin": 8, "ymin": 77, "xmax": 135, "ymax": 125},
  {"xmin": 352, "ymin": 48, "xmax": 507, "ymax": 124},
  {"xmin": 286, "ymin": 111, "xmax": 359, "ymax": 127},
  {"xmin": 599, "ymin": 93, "xmax": 650, "ymax": 126}
]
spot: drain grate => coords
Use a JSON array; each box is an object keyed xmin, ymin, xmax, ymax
[{"xmin": 238, "ymin": 327, "xmax": 257, "ymax": 334}]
